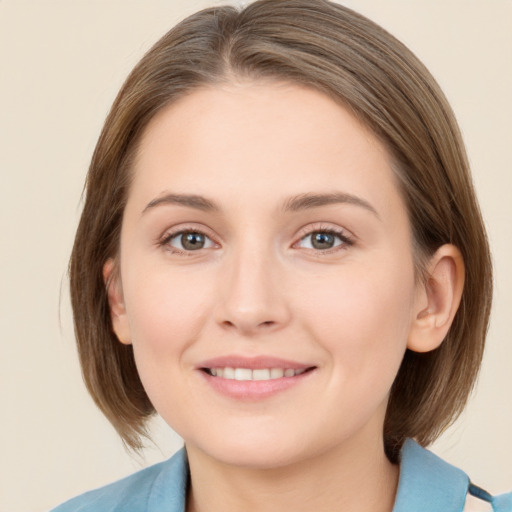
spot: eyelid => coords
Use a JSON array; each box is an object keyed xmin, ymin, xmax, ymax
[
  {"xmin": 292, "ymin": 223, "xmax": 355, "ymax": 251},
  {"xmin": 158, "ymin": 223, "xmax": 220, "ymax": 253},
  {"xmin": 156, "ymin": 222, "xmax": 354, "ymax": 255}
]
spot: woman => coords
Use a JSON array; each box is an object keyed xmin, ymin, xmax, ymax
[{"xmin": 52, "ymin": 1, "xmax": 511, "ymax": 510}]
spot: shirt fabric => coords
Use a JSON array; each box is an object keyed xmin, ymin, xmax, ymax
[{"xmin": 51, "ymin": 439, "xmax": 512, "ymax": 512}]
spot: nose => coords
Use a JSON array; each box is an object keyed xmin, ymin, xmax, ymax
[{"xmin": 215, "ymin": 245, "xmax": 291, "ymax": 336}]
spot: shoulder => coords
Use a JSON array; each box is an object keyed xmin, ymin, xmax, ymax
[
  {"xmin": 50, "ymin": 448, "xmax": 188, "ymax": 512},
  {"xmin": 466, "ymin": 484, "xmax": 512, "ymax": 512},
  {"xmin": 395, "ymin": 439, "xmax": 512, "ymax": 512},
  {"xmin": 464, "ymin": 493, "xmax": 493, "ymax": 511}
]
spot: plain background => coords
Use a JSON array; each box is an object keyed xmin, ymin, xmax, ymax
[{"xmin": 1, "ymin": 1, "xmax": 511, "ymax": 510}]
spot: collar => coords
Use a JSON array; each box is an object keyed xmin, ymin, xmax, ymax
[
  {"xmin": 147, "ymin": 439, "xmax": 470, "ymax": 512},
  {"xmin": 392, "ymin": 438, "xmax": 469, "ymax": 512}
]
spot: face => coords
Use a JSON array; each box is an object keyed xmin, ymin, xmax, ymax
[{"xmin": 110, "ymin": 81, "xmax": 424, "ymax": 469}]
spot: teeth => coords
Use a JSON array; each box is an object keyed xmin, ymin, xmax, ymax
[
  {"xmin": 253, "ymin": 369, "xmax": 270, "ymax": 381},
  {"xmin": 223, "ymin": 367, "xmax": 235, "ymax": 379},
  {"xmin": 270, "ymin": 368, "xmax": 284, "ymax": 379},
  {"xmin": 209, "ymin": 367, "xmax": 307, "ymax": 381},
  {"xmin": 234, "ymin": 368, "xmax": 252, "ymax": 381}
]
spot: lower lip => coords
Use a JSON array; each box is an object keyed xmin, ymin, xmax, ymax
[{"xmin": 200, "ymin": 370, "xmax": 314, "ymax": 400}]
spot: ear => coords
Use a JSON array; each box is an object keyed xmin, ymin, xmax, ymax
[
  {"xmin": 103, "ymin": 258, "xmax": 132, "ymax": 345},
  {"xmin": 407, "ymin": 244, "xmax": 465, "ymax": 353}
]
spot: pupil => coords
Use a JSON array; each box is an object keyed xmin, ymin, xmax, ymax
[
  {"xmin": 312, "ymin": 232, "xmax": 334, "ymax": 250},
  {"xmin": 182, "ymin": 232, "xmax": 205, "ymax": 250}
]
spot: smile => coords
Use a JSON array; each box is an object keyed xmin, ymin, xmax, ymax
[
  {"xmin": 203, "ymin": 367, "xmax": 309, "ymax": 380},
  {"xmin": 198, "ymin": 357, "xmax": 316, "ymax": 399}
]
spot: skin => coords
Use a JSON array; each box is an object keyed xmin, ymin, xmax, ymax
[{"xmin": 105, "ymin": 80, "xmax": 464, "ymax": 512}]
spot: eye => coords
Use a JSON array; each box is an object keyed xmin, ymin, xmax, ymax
[
  {"xmin": 165, "ymin": 231, "xmax": 215, "ymax": 251},
  {"xmin": 296, "ymin": 230, "xmax": 351, "ymax": 251}
]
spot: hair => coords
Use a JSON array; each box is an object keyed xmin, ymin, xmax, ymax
[{"xmin": 69, "ymin": 0, "xmax": 492, "ymax": 462}]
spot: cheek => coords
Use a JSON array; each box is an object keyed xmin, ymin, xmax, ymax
[
  {"xmin": 300, "ymin": 258, "xmax": 416, "ymax": 374},
  {"xmin": 123, "ymin": 267, "xmax": 214, "ymax": 356},
  {"xmin": 121, "ymin": 268, "xmax": 217, "ymax": 419}
]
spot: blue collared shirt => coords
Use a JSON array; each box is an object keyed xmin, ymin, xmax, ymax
[{"xmin": 51, "ymin": 439, "xmax": 512, "ymax": 512}]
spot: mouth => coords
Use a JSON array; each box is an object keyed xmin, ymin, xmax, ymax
[
  {"xmin": 197, "ymin": 358, "xmax": 317, "ymax": 402},
  {"xmin": 200, "ymin": 366, "xmax": 314, "ymax": 380},
  {"xmin": 196, "ymin": 356, "xmax": 316, "ymax": 399},
  {"xmin": 196, "ymin": 354, "xmax": 318, "ymax": 402}
]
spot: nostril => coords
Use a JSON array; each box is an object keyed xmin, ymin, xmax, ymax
[{"xmin": 219, "ymin": 318, "xmax": 278, "ymax": 335}]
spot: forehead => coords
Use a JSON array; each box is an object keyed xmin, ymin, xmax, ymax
[{"xmin": 130, "ymin": 80, "xmax": 404, "ymax": 218}]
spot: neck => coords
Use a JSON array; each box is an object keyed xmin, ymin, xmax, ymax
[{"xmin": 185, "ymin": 432, "xmax": 399, "ymax": 512}]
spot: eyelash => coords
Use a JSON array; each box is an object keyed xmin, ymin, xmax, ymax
[
  {"xmin": 158, "ymin": 224, "xmax": 354, "ymax": 256},
  {"xmin": 294, "ymin": 225, "xmax": 354, "ymax": 254},
  {"xmin": 158, "ymin": 226, "xmax": 219, "ymax": 256}
]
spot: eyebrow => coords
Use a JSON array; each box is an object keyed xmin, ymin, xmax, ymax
[
  {"xmin": 282, "ymin": 192, "xmax": 380, "ymax": 218},
  {"xmin": 143, "ymin": 193, "xmax": 219, "ymax": 214},
  {"xmin": 142, "ymin": 191, "xmax": 379, "ymax": 218}
]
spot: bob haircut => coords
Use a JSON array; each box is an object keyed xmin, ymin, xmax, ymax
[{"xmin": 70, "ymin": 0, "xmax": 492, "ymax": 462}]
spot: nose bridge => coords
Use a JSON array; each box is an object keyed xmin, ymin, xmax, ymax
[{"xmin": 217, "ymin": 236, "xmax": 289, "ymax": 335}]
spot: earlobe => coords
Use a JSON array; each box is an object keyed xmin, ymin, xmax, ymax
[
  {"xmin": 103, "ymin": 258, "xmax": 132, "ymax": 345},
  {"xmin": 407, "ymin": 244, "xmax": 465, "ymax": 353}
]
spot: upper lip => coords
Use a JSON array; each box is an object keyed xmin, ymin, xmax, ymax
[{"xmin": 197, "ymin": 355, "xmax": 314, "ymax": 370}]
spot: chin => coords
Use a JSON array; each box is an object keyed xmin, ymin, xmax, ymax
[{"xmin": 187, "ymin": 430, "xmax": 311, "ymax": 470}]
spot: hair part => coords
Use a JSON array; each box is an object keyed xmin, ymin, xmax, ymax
[{"xmin": 70, "ymin": 0, "xmax": 492, "ymax": 461}]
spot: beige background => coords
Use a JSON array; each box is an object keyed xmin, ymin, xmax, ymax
[{"xmin": 1, "ymin": 1, "xmax": 511, "ymax": 510}]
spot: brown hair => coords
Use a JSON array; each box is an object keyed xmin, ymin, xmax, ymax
[{"xmin": 69, "ymin": 0, "xmax": 492, "ymax": 462}]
